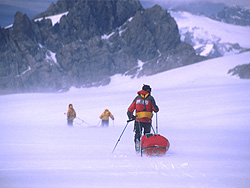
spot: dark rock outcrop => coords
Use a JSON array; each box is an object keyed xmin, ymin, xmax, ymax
[
  {"xmin": 228, "ymin": 63, "xmax": 250, "ymax": 79},
  {"xmin": 0, "ymin": 0, "xmax": 204, "ymax": 95},
  {"xmin": 0, "ymin": 11, "xmax": 69, "ymax": 94}
]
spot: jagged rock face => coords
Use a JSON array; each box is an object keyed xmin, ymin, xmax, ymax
[
  {"xmin": 0, "ymin": 12, "xmax": 70, "ymax": 94},
  {"xmin": 115, "ymin": 5, "xmax": 181, "ymax": 61},
  {"xmin": 56, "ymin": 0, "xmax": 143, "ymax": 42},
  {"xmin": 34, "ymin": 0, "xmax": 77, "ymax": 19},
  {"xmin": 0, "ymin": 0, "xmax": 203, "ymax": 95},
  {"xmin": 228, "ymin": 63, "xmax": 250, "ymax": 79}
]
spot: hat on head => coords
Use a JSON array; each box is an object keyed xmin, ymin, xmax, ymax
[{"xmin": 142, "ymin": 84, "xmax": 151, "ymax": 93}]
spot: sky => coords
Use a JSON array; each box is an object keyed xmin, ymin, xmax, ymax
[
  {"xmin": 0, "ymin": 0, "xmax": 56, "ymax": 27},
  {"xmin": 0, "ymin": 0, "xmax": 56, "ymax": 12},
  {"xmin": 0, "ymin": 0, "xmax": 250, "ymax": 11}
]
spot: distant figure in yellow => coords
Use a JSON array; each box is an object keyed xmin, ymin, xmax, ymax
[
  {"xmin": 67, "ymin": 104, "xmax": 76, "ymax": 126},
  {"xmin": 100, "ymin": 109, "xmax": 114, "ymax": 127}
]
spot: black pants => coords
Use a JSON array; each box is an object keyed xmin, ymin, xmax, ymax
[
  {"xmin": 134, "ymin": 121, "xmax": 151, "ymax": 142},
  {"xmin": 101, "ymin": 120, "xmax": 109, "ymax": 127},
  {"xmin": 67, "ymin": 119, "xmax": 73, "ymax": 126}
]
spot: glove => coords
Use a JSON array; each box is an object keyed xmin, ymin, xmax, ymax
[
  {"xmin": 127, "ymin": 115, "xmax": 136, "ymax": 122},
  {"xmin": 131, "ymin": 115, "xmax": 136, "ymax": 120}
]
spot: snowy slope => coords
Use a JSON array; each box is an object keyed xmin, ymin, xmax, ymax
[
  {"xmin": 1, "ymin": 52, "xmax": 250, "ymax": 188},
  {"xmin": 170, "ymin": 11, "xmax": 250, "ymax": 57}
]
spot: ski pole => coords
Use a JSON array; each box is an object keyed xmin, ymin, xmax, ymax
[
  {"xmin": 73, "ymin": 121, "xmax": 82, "ymax": 126},
  {"xmin": 76, "ymin": 117, "xmax": 91, "ymax": 126},
  {"xmin": 151, "ymin": 124, "xmax": 156, "ymax": 134},
  {"xmin": 97, "ymin": 119, "xmax": 101, "ymax": 126},
  {"xmin": 112, "ymin": 118, "xmax": 134, "ymax": 153},
  {"xmin": 156, "ymin": 112, "xmax": 158, "ymax": 134}
]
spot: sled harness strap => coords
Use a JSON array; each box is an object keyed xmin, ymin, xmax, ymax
[{"xmin": 136, "ymin": 111, "xmax": 153, "ymax": 119}]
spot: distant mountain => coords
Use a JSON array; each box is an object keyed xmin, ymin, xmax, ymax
[
  {"xmin": 0, "ymin": 0, "xmax": 203, "ymax": 95},
  {"xmin": 170, "ymin": 11, "xmax": 250, "ymax": 58},
  {"xmin": 140, "ymin": 1, "xmax": 250, "ymax": 58},
  {"xmin": 169, "ymin": 1, "xmax": 250, "ymax": 27},
  {"xmin": 210, "ymin": 6, "xmax": 250, "ymax": 27},
  {"xmin": 171, "ymin": 1, "xmax": 225, "ymax": 17}
]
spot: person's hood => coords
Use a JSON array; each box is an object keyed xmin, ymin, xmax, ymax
[{"xmin": 137, "ymin": 90, "xmax": 149, "ymax": 97}]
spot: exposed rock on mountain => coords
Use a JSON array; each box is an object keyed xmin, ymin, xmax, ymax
[
  {"xmin": 210, "ymin": 6, "xmax": 250, "ymax": 27},
  {"xmin": 170, "ymin": 2, "xmax": 250, "ymax": 27},
  {"xmin": 180, "ymin": 29, "xmax": 246, "ymax": 58},
  {"xmin": 0, "ymin": 0, "xmax": 204, "ymax": 95},
  {"xmin": 170, "ymin": 10, "xmax": 250, "ymax": 59},
  {"xmin": 228, "ymin": 63, "xmax": 250, "ymax": 79},
  {"xmin": 0, "ymin": 12, "xmax": 69, "ymax": 94}
]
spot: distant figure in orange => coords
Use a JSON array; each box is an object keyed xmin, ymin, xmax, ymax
[
  {"xmin": 67, "ymin": 104, "xmax": 76, "ymax": 126},
  {"xmin": 99, "ymin": 109, "xmax": 114, "ymax": 127}
]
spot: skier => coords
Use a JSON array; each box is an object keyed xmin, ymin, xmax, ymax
[
  {"xmin": 127, "ymin": 84, "xmax": 159, "ymax": 153},
  {"xmin": 67, "ymin": 104, "xmax": 76, "ymax": 126},
  {"xmin": 100, "ymin": 109, "xmax": 114, "ymax": 127}
]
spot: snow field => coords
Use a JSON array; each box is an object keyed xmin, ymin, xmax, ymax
[{"xmin": 0, "ymin": 52, "xmax": 250, "ymax": 187}]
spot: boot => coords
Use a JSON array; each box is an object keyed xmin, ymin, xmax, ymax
[{"xmin": 135, "ymin": 139, "xmax": 140, "ymax": 153}]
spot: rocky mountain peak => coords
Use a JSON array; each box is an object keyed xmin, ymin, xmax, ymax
[
  {"xmin": 0, "ymin": 0, "xmax": 204, "ymax": 95},
  {"xmin": 12, "ymin": 12, "xmax": 35, "ymax": 40}
]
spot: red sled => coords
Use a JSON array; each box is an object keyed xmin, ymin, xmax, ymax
[{"xmin": 141, "ymin": 133, "xmax": 170, "ymax": 157}]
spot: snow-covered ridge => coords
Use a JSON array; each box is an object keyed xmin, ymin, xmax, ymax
[
  {"xmin": 171, "ymin": 11, "xmax": 250, "ymax": 48},
  {"xmin": 35, "ymin": 11, "xmax": 69, "ymax": 26},
  {"xmin": 4, "ymin": 11, "xmax": 69, "ymax": 29},
  {"xmin": 170, "ymin": 11, "xmax": 250, "ymax": 57},
  {"xmin": 101, "ymin": 16, "xmax": 134, "ymax": 40}
]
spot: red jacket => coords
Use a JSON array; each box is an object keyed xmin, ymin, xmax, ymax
[{"xmin": 127, "ymin": 90, "xmax": 159, "ymax": 123}]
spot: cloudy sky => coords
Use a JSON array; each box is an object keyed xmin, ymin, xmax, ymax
[
  {"xmin": 1, "ymin": 0, "xmax": 250, "ymax": 10},
  {"xmin": 0, "ymin": 0, "xmax": 55, "ymax": 12}
]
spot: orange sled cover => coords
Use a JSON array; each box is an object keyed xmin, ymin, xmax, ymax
[{"xmin": 141, "ymin": 134, "xmax": 170, "ymax": 156}]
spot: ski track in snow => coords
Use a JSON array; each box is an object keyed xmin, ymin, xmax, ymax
[{"xmin": 0, "ymin": 52, "xmax": 250, "ymax": 187}]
